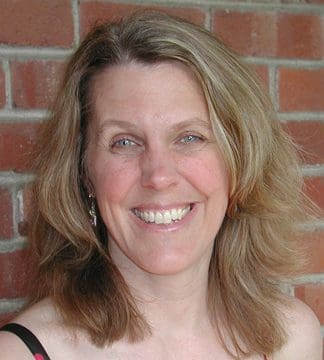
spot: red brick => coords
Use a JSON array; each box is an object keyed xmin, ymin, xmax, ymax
[
  {"xmin": 0, "ymin": 249, "xmax": 30, "ymax": 298},
  {"xmin": 11, "ymin": 61, "xmax": 64, "ymax": 109},
  {"xmin": 0, "ymin": 0, "xmax": 73, "ymax": 47},
  {"xmin": 301, "ymin": 230, "xmax": 324, "ymax": 274},
  {"xmin": 18, "ymin": 185, "xmax": 34, "ymax": 237},
  {"xmin": 282, "ymin": 121, "xmax": 324, "ymax": 165},
  {"xmin": 213, "ymin": 11, "xmax": 277, "ymax": 57},
  {"xmin": 295, "ymin": 283, "xmax": 324, "ymax": 324},
  {"xmin": 0, "ymin": 65, "xmax": 5, "ymax": 108},
  {"xmin": 279, "ymin": 68, "xmax": 324, "ymax": 112},
  {"xmin": 249, "ymin": 64, "xmax": 269, "ymax": 92},
  {"xmin": 80, "ymin": 1, "xmax": 205, "ymax": 38},
  {"xmin": 0, "ymin": 312, "xmax": 17, "ymax": 327},
  {"xmin": 213, "ymin": 11, "xmax": 323, "ymax": 59},
  {"xmin": 0, "ymin": 188, "xmax": 13, "ymax": 239},
  {"xmin": 304, "ymin": 176, "xmax": 324, "ymax": 213},
  {"xmin": 277, "ymin": 14, "xmax": 323, "ymax": 59},
  {"xmin": 0, "ymin": 123, "xmax": 40, "ymax": 172}
]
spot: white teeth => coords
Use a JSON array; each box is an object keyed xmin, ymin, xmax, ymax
[
  {"xmin": 171, "ymin": 209, "xmax": 178, "ymax": 220},
  {"xmin": 163, "ymin": 211, "xmax": 172, "ymax": 224},
  {"xmin": 134, "ymin": 206, "xmax": 191, "ymax": 225},
  {"xmin": 155, "ymin": 212, "xmax": 163, "ymax": 224},
  {"xmin": 143, "ymin": 211, "xmax": 149, "ymax": 222},
  {"xmin": 148, "ymin": 211, "xmax": 155, "ymax": 222}
]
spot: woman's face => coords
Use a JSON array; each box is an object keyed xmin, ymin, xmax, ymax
[{"xmin": 86, "ymin": 61, "xmax": 229, "ymax": 275}]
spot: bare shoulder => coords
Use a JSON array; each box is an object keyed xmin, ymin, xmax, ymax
[
  {"xmin": 0, "ymin": 298, "xmax": 100, "ymax": 359},
  {"xmin": 0, "ymin": 298, "xmax": 64, "ymax": 359},
  {"xmin": 274, "ymin": 296, "xmax": 322, "ymax": 360},
  {"xmin": 0, "ymin": 329, "xmax": 35, "ymax": 359}
]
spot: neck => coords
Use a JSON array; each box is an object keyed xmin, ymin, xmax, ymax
[{"xmin": 111, "ymin": 247, "xmax": 212, "ymax": 334}]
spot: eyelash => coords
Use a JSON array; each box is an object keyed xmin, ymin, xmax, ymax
[
  {"xmin": 111, "ymin": 138, "xmax": 138, "ymax": 148},
  {"xmin": 178, "ymin": 134, "xmax": 204, "ymax": 144},
  {"xmin": 109, "ymin": 133, "xmax": 206, "ymax": 153}
]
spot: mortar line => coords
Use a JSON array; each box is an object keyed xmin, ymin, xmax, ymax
[
  {"xmin": 0, "ymin": 172, "xmax": 35, "ymax": 186},
  {"xmin": 204, "ymin": 6, "xmax": 212, "ymax": 31},
  {"xmin": 244, "ymin": 57, "xmax": 324, "ymax": 68},
  {"xmin": 2, "ymin": 60, "xmax": 12, "ymax": 109},
  {"xmin": 0, "ymin": 298, "xmax": 27, "ymax": 313},
  {"xmin": 0, "ymin": 238, "xmax": 27, "ymax": 253},
  {"xmin": 269, "ymin": 65, "xmax": 278, "ymax": 112},
  {"xmin": 292, "ymin": 274, "xmax": 324, "ymax": 284},
  {"xmin": 10, "ymin": 186, "xmax": 19, "ymax": 237},
  {"xmin": 72, "ymin": 0, "xmax": 80, "ymax": 47},
  {"xmin": 278, "ymin": 113, "xmax": 324, "ymax": 121},
  {"xmin": 0, "ymin": 109, "xmax": 49, "ymax": 122},
  {"xmin": 302, "ymin": 165, "xmax": 324, "ymax": 177},
  {"xmin": 0, "ymin": 47, "xmax": 73, "ymax": 61}
]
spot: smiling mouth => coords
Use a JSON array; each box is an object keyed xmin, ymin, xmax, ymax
[{"xmin": 132, "ymin": 205, "xmax": 193, "ymax": 225}]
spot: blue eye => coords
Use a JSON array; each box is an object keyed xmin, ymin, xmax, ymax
[
  {"xmin": 109, "ymin": 137, "xmax": 143, "ymax": 155},
  {"xmin": 180, "ymin": 134, "xmax": 202, "ymax": 144},
  {"xmin": 113, "ymin": 138, "xmax": 137, "ymax": 148}
]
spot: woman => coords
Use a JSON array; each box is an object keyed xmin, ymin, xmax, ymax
[{"xmin": 0, "ymin": 11, "xmax": 321, "ymax": 360}]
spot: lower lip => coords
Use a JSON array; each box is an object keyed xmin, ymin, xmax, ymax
[{"xmin": 130, "ymin": 204, "xmax": 197, "ymax": 232}]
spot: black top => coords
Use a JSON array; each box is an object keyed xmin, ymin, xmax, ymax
[{"xmin": 0, "ymin": 323, "xmax": 51, "ymax": 360}]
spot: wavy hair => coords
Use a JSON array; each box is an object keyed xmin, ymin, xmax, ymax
[{"xmin": 29, "ymin": 11, "xmax": 312, "ymax": 358}]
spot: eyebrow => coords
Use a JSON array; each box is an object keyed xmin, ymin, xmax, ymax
[
  {"xmin": 97, "ymin": 117, "xmax": 212, "ymax": 134},
  {"xmin": 169, "ymin": 118, "xmax": 212, "ymax": 133}
]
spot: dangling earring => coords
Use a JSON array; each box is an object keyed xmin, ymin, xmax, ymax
[{"xmin": 88, "ymin": 194, "xmax": 97, "ymax": 227}]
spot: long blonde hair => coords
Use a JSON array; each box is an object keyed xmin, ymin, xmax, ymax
[{"xmin": 29, "ymin": 11, "xmax": 312, "ymax": 358}]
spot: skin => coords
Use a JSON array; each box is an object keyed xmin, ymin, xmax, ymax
[
  {"xmin": 0, "ymin": 61, "xmax": 321, "ymax": 360},
  {"xmin": 86, "ymin": 61, "xmax": 229, "ymax": 279}
]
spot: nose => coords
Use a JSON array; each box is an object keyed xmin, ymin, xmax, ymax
[{"xmin": 140, "ymin": 146, "xmax": 178, "ymax": 190}]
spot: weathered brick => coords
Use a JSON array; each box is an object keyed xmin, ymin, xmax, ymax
[
  {"xmin": 11, "ymin": 60, "xmax": 64, "ymax": 109},
  {"xmin": 277, "ymin": 13, "xmax": 323, "ymax": 59},
  {"xmin": 213, "ymin": 11, "xmax": 276, "ymax": 57},
  {"xmin": 279, "ymin": 68, "xmax": 324, "ymax": 112},
  {"xmin": 213, "ymin": 11, "xmax": 323, "ymax": 59},
  {"xmin": 0, "ymin": 249, "xmax": 30, "ymax": 298},
  {"xmin": 80, "ymin": 1, "xmax": 205, "ymax": 38},
  {"xmin": 295, "ymin": 283, "xmax": 324, "ymax": 324},
  {"xmin": 0, "ymin": 0, "xmax": 73, "ymax": 47},
  {"xmin": 249, "ymin": 64, "xmax": 269, "ymax": 92},
  {"xmin": 282, "ymin": 121, "xmax": 324, "ymax": 165},
  {"xmin": 0, "ymin": 312, "xmax": 17, "ymax": 327},
  {"xmin": 302, "ymin": 230, "xmax": 324, "ymax": 274},
  {"xmin": 0, "ymin": 64, "xmax": 5, "ymax": 108},
  {"xmin": 0, "ymin": 188, "xmax": 13, "ymax": 239},
  {"xmin": 303, "ymin": 176, "xmax": 324, "ymax": 213},
  {"xmin": 0, "ymin": 123, "xmax": 40, "ymax": 172}
]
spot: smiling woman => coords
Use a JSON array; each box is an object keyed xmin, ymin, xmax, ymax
[
  {"xmin": 85, "ymin": 61, "xmax": 229, "ymax": 277},
  {"xmin": 0, "ymin": 10, "xmax": 321, "ymax": 360}
]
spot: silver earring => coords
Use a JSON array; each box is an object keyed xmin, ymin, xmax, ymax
[{"xmin": 88, "ymin": 194, "xmax": 97, "ymax": 227}]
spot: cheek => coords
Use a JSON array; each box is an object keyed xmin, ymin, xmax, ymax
[
  {"xmin": 179, "ymin": 154, "xmax": 229, "ymax": 196},
  {"xmin": 88, "ymin": 155, "xmax": 139, "ymax": 203}
]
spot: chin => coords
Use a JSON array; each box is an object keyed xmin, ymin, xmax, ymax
[{"xmin": 135, "ymin": 251, "xmax": 208, "ymax": 276}]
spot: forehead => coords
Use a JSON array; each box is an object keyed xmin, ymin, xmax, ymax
[{"xmin": 89, "ymin": 60, "xmax": 209, "ymax": 127}]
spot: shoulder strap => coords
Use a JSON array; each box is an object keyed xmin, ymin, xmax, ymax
[{"xmin": 0, "ymin": 323, "xmax": 51, "ymax": 360}]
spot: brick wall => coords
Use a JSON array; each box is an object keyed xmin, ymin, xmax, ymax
[{"xmin": 0, "ymin": 0, "xmax": 323, "ymax": 348}]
